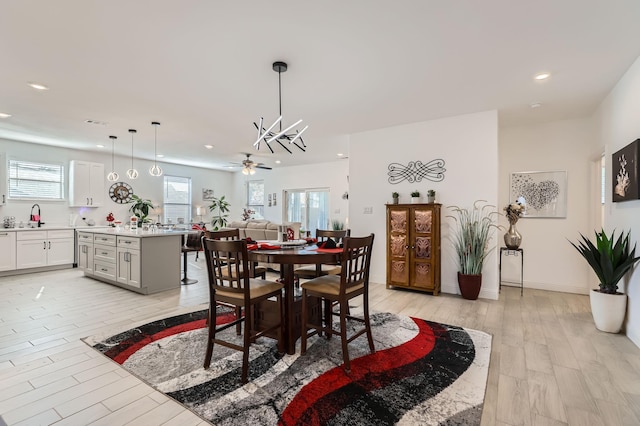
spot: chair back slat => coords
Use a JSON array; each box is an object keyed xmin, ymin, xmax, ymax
[
  {"xmin": 316, "ymin": 229, "xmax": 350, "ymax": 244},
  {"xmin": 340, "ymin": 234, "xmax": 374, "ymax": 294},
  {"xmin": 203, "ymin": 238, "xmax": 249, "ymax": 295}
]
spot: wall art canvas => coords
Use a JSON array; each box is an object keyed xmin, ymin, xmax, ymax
[
  {"xmin": 510, "ymin": 171, "xmax": 567, "ymax": 218},
  {"xmin": 202, "ymin": 188, "xmax": 214, "ymax": 201},
  {"xmin": 612, "ymin": 139, "xmax": 639, "ymax": 202}
]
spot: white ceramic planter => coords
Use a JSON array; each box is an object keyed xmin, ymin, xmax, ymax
[
  {"xmin": 589, "ymin": 289, "xmax": 627, "ymax": 333},
  {"xmin": 411, "ymin": 197, "xmax": 422, "ymax": 204}
]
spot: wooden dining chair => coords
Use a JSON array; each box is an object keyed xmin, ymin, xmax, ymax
[
  {"xmin": 300, "ymin": 233, "xmax": 375, "ymax": 372},
  {"xmin": 294, "ymin": 229, "xmax": 350, "ymax": 279},
  {"xmin": 202, "ymin": 238, "xmax": 284, "ymax": 383},
  {"xmin": 206, "ymin": 228, "xmax": 267, "ymax": 278}
]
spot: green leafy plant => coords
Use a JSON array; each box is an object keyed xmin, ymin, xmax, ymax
[
  {"xmin": 331, "ymin": 219, "xmax": 344, "ymax": 230},
  {"xmin": 427, "ymin": 189, "xmax": 435, "ymax": 197},
  {"xmin": 209, "ymin": 195, "xmax": 230, "ymax": 230},
  {"xmin": 570, "ymin": 229, "xmax": 640, "ymax": 294},
  {"xmin": 448, "ymin": 200, "xmax": 498, "ymax": 275},
  {"xmin": 128, "ymin": 195, "xmax": 155, "ymax": 225},
  {"xmin": 392, "ymin": 192, "xmax": 399, "ymax": 198},
  {"xmin": 410, "ymin": 190, "xmax": 420, "ymax": 197}
]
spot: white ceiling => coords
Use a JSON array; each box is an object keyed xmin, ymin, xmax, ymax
[{"xmin": 1, "ymin": 1, "xmax": 639, "ymax": 172}]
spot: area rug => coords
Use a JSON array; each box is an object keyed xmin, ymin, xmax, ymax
[{"xmin": 83, "ymin": 306, "xmax": 492, "ymax": 425}]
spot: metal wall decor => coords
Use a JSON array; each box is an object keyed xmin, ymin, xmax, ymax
[{"xmin": 387, "ymin": 159, "xmax": 446, "ymax": 184}]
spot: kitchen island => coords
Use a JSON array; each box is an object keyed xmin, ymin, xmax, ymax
[{"xmin": 77, "ymin": 228, "xmax": 184, "ymax": 294}]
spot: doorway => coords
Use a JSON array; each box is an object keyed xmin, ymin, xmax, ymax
[{"xmin": 284, "ymin": 188, "xmax": 330, "ymax": 236}]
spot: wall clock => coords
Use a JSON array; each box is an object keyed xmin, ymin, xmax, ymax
[{"xmin": 109, "ymin": 182, "xmax": 133, "ymax": 204}]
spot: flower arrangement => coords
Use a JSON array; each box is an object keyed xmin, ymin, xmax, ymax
[
  {"xmin": 241, "ymin": 208, "xmax": 254, "ymax": 221},
  {"xmin": 503, "ymin": 201, "xmax": 524, "ymax": 225}
]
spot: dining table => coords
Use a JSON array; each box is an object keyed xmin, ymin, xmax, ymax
[{"xmin": 248, "ymin": 243, "xmax": 342, "ymax": 354}]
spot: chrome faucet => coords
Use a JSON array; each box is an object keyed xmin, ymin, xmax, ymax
[{"xmin": 30, "ymin": 204, "xmax": 43, "ymax": 227}]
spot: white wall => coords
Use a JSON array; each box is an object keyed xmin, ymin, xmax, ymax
[
  {"xmin": 0, "ymin": 138, "xmax": 235, "ymax": 228},
  {"xmin": 594, "ymin": 55, "xmax": 640, "ymax": 347},
  {"xmin": 498, "ymin": 118, "xmax": 597, "ymax": 294},
  {"xmin": 349, "ymin": 111, "xmax": 500, "ymax": 299},
  {"xmin": 230, "ymin": 159, "xmax": 350, "ymax": 226}
]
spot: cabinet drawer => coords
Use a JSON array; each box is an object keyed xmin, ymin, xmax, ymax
[
  {"xmin": 94, "ymin": 234, "xmax": 116, "ymax": 246},
  {"xmin": 117, "ymin": 236, "xmax": 140, "ymax": 250},
  {"xmin": 77, "ymin": 232, "xmax": 93, "ymax": 242},
  {"xmin": 94, "ymin": 244, "xmax": 117, "ymax": 263},
  {"xmin": 17, "ymin": 231, "xmax": 47, "ymax": 241},
  {"xmin": 93, "ymin": 261, "xmax": 117, "ymax": 281},
  {"xmin": 48, "ymin": 230, "xmax": 74, "ymax": 239}
]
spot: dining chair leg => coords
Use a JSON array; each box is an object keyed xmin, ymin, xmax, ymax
[
  {"xmin": 340, "ymin": 301, "xmax": 351, "ymax": 372},
  {"xmin": 300, "ymin": 289, "xmax": 309, "ymax": 354},
  {"xmin": 242, "ymin": 304, "xmax": 252, "ymax": 384},
  {"xmin": 363, "ymin": 294, "xmax": 375, "ymax": 353},
  {"xmin": 235, "ymin": 306, "xmax": 242, "ymax": 335},
  {"xmin": 277, "ymin": 292, "xmax": 285, "ymax": 353},
  {"xmin": 323, "ymin": 299, "xmax": 332, "ymax": 340},
  {"xmin": 204, "ymin": 308, "xmax": 215, "ymax": 368}
]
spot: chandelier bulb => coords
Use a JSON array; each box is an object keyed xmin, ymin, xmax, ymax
[
  {"xmin": 149, "ymin": 164, "xmax": 163, "ymax": 177},
  {"xmin": 107, "ymin": 171, "xmax": 119, "ymax": 182},
  {"xmin": 126, "ymin": 169, "xmax": 139, "ymax": 179}
]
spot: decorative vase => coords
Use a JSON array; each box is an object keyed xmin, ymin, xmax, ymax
[
  {"xmin": 504, "ymin": 222, "xmax": 522, "ymax": 249},
  {"xmin": 590, "ymin": 289, "xmax": 627, "ymax": 333},
  {"xmin": 457, "ymin": 272, "xmax": 482, "ymax": 300},
  {"xmin": 427, "ymin": 195, "xmax": 435, "ymax": 203},
  {"xmin": 392, "ymin": 198, "xmax": 399, "ymax": 204}
]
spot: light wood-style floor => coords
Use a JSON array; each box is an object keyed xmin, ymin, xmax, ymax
[{"xmin": 1, "ymin": 257, "xmax": 640, "ymax": 425}]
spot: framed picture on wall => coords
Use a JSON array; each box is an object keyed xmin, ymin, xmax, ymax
[
  {"xmin": 202, "ymin": 188, "xmax": 215, "ymax": 201},
  {"xmin": 510, "ymin": 170, "xmax": 567, "ymax": 218},
  {"xmin": 612, "ymin": 139, "xmax": 640, "ymax": 202}
]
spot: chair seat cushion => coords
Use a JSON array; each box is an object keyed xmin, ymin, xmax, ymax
[
  {"xmin": 217, "ymin": 279, "xmax": 283, "ymax": 300},
  {"xmin": 294, "ymin": 264, "xmax": 341, "ymax": 277},
  {"xmin": 300, "ymin": 275, "xmax": 364, "ymax": 296}
]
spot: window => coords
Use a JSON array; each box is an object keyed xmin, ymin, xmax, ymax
[
  {"xmin": 9, "ymin": 160, "xmax": 64, "ymax": 200},
  {"xmin": 284, "ymin": 188, "xmax": 330, "ymax": 236},
  {"xmin": 247, "ymin": 180, "xmax": 265, "ymax": 218},
  {"xmin": 163, "ymin": 176, "xmax": 191, "ymax": 223}
]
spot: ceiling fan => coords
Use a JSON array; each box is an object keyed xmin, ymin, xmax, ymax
[{"xmin": 231, "ymin": 153, "xmax": 272, "ymax": 175}]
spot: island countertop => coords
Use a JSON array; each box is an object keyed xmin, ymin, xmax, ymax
[{"xmin": 76, "ymin": 227, "xmax": 193, "ymax": 238}]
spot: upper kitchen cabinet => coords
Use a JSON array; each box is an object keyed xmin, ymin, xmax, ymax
[{"xmin": 69, "ymin": 161, "xmax": 104, "ymax": 207}]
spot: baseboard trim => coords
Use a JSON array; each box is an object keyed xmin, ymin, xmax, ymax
[
  {"xmin": 501, "ymin": 279, "xmax": 589, "ymax": 295},
  {"xmin": 627, "ymin": 325, "xmax": 640, "ymax": 349}
]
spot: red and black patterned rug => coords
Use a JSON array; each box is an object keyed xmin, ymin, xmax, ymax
[{"xmin": 83, "ymin": 306, "xmax": 491, "ymax": 425}]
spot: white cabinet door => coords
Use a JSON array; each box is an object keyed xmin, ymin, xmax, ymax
[
  {"xmin": 16, "ymin": 239, "xmax": 48, "ymax": 269},
  {"xmin": 0, "ymin": 231, "xmax": 16, "ymax": 271},
  {"xmin": 47, "ymin": 237, "xmax": 75, "ymax": 266},
  {"xmin": 116, "ymin": 247, "xmax": 141, "ymax": 288},
  {"xmin": 78, "ymin": 241, "xmax": 93, "ymax": 273},
  {"xmin": 69, "ymin": 161, "xmax": 104, "ymax": 207}
]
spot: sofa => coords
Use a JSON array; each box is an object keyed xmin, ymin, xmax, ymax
[{"xmin": 225, "ymin": 220, "xmax": 280, "ymax": 241}]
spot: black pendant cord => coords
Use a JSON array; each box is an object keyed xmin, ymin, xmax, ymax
[{"xmin": 278, "ymin": 69, "xmax": 283, "ymax": 133}]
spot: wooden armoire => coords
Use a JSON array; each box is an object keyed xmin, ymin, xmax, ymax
[{"xmin": 386, "ymin": 203, "xmax": 441, "ymax": 295}]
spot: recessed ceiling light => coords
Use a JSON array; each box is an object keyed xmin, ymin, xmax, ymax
[
  {"xmin": 534, "ymin": 73, "xmax": 550, "ymax": 81},
  {"xmin": 204, "ymin": 145, "xmax": 213, "ymax": 149},
  {"xmin": 275, "ymin": 160, "xmax": 281, "ymax": 164},
  {"xmin": 96, "ymin": 144, "xmax": 105, "ymax": 148},
  {"xmin": 85, "ymin": 119, "xmax": 108, "ymax": 126},
  {"xmin": 0, "ymin": 112, "xmax": 11, "ymax": 118},
  {"xmin": 530, "ymin": 102, "xmax": 543, "ymax": 108},
  {"xmin": 337, "ymin": 153, "xmax": 344, "ymax": 157},
  {"xmin": 28, "ymin": 82, "xmax": 49, "ymax": 90},
  {"xmin": 156, "ymin": 154, "xmax": 164, "ymax": 158}
]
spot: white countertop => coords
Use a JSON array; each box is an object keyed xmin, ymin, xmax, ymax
[
  {"xmin": 0, "ymin": 225, "xmax": 110, "ymax": 232},
  {"xmin": 75, "ymin": 227, "xmax": 190, "ymax": 238}
]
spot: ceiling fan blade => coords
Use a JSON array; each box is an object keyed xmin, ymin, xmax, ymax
[{"xmin": 255, "ymin": 165, "xmax": 272, "ymax": 170}]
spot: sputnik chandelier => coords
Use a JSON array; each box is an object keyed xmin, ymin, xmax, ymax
[{"xmin": 253, "ymin": 61, "xmax": 308, "ymax": 154}]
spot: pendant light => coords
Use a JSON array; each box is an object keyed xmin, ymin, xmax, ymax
[
  {"xmin": 126, "ymin": 129, "xmax": 139, "ymax": 179},
  {"xmin": 253, "ymin": 61, "xmax": 308, "ymax": 154},
  {"xmin": 107, "ymin": 135, "xmax": 119, "ymax": 181},
  {"xmin": 149, "ymin": 121, "xmax": 163, "ymax": 176}
]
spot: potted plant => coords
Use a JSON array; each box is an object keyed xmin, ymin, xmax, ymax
[
  {"xmin": 427, "ymin": 189, "xmax": 436, "ymax": 203},
  {"xmin": 209, "ymin": 195, "xmax": 230, "ymax": 230},
  {"xmin": 410, "ymin": 190, "xmax": 421, "ymax": 204},
  {"xmin": 392, "ymin": 192, "xmax": 399, "ymax": 204},
  {"xmin": 128, "ymin": 195, "xmax": 155, "ymax": 226},
  {"xmin": 570, "ymin": 229, "xmax": 640, "ymax": 333},
  {"xmin": 331, "ymin": 219, "xmax": 344, "ymax": 230},
  {"xmin": 449, "ymin": 200, "xmax": 498, "ymax": 300}
]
